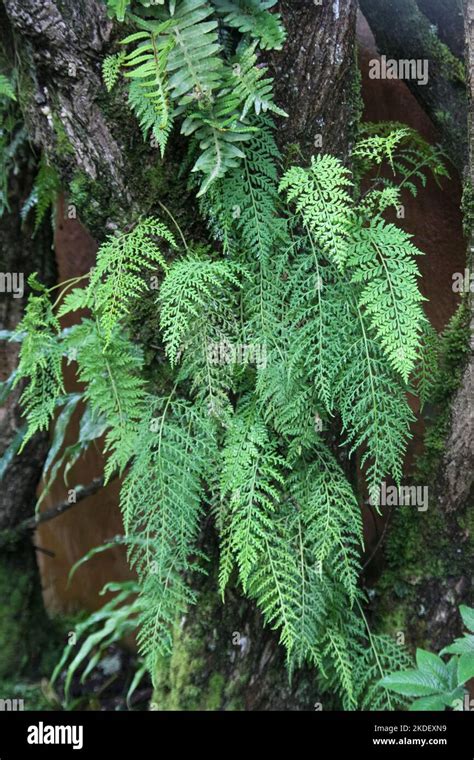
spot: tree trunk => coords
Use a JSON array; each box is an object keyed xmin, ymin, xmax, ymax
[
  {"xmin": 365, "ymin": 1, "xmax": 474, "ymax": 654},
  {"xmin": 0, "ymin": 25, "xmax": 60, "ymax": 681}
]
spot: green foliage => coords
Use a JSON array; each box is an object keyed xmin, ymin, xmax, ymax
[
  {"xmin": 119, "ymin": 398, "xmax": 216, "ymax": 675},
  {"xmin": 159, "ymin": 252, "xmax": 241, "ymax": 366},
  {"xmin": 13, "ymin": 285, "xmax": 65, "ymax": 448},
  {"xmin": 219, "ymin": 399, "xmax": 286, "ymax": 593},
  {"xmin": 280, "ymin": 155, "xmax": 354, "ymax": 270},
  {"xmin": 14, "ymin": 9, "xmax": 450, "ymax": 707},
  {"xmin": 0, "ymin": 73, "xmax": 16, "ymax": 101},
  {"xmin": 87, "ymin": 217, "xmax": 175, "ymax": 346},
  {"xmin": 64, "ymin": 320, "xmax": 147, "ymax": 479},
  {"xmin": 381, "ymin": 606, "xmax": 474, "ymax": 711},
  {"xmin": 347, "ymin": 219, "xmax": 425, "ymax": 382},
  {"xmin": 22, "ymin": 155, "xmax": 61, "ymax": 234},
  {"xmin": 51, "ymin": 579, "xmax": 144, "ymax": 705},
  {"xmin": 103, "ymin": 0, "xmax": 286, "ymax": 194},
  {"xmin": 353, "ymin": 121, "xmax": 450, "ymax": 201},
  {"xmin": 211, "ymin": 0, "xmax": 286, "ymax": 50}
]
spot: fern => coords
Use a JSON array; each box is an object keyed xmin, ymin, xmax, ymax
[
  {"xmin": 103, "ymin": 0, "xmax": 287, "ymax": 194},
  {"xmin": 225, "ymin": 42, "xmax": 287, "ymax": 120},
  {"xmin": 14, "ymin": 16, "xmax": 446, "ymax": 710},
  {"xmin": 219, "ymin": 399, "xmax": 286, "ymax": 592},
  {"xmin": 64, "ymin": 320, "xmax": 147, "ymax": 478},
  {"xmin": 288, "ymin": 442, "xmax": 363, "ymax": 604},
  {"xmin": 13, "ymin": 287, "xmax": 65, "ymax": 448},
  {"xmin": 211, "ymin": 0, "xmax": 286, "ymax": 50},
  {"xmin": 348, "ymin": 218, "xmax": 425, "ymax": 382},
  {"xmin": 159, "ymin": 252, "xmax": 242, "ymax": 364},
  {"xmin": 280, "ymin": 156, "xmax": 354, "ymax": 270},
  {"xmin": 102, "ymin": 51, "xmax": 126, "ymax": 92},
  {"xmin": 89, "ymin": 217, "xmax": 175, "ymax": 347},
  {"xmin": 22, "ymin": 155, "xmax": 60, "ymax": 234},
  {"xmin": 120, "ymin": 398, "xmax": 216, "ymax": 675},
  {"xmin": 120, "ymin": 25, "xmax": 175, "ymax": 155},
  {"xmin": 0, "ymin": 73, "xmax": 16, "ymax": 101},
  {"xmin": 353, "ymin": 121, "xmax": 450, "ymax": 198},
  {"xmin": 334, "ymin": 294, "xmax": 415, "ymax": 504}
]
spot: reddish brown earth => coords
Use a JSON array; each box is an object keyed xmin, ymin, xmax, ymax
[{"xmin": 35, "ymin": 16, "xmax": 467, "ymax": 614}]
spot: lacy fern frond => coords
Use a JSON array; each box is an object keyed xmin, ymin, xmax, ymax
[
  {"xmin": 89, "ymin": 217, "xmax": 175, "ymax": 347},
  {"xmin": 22, "ymin": 155, "xmax": 60, "ymax": 234},
  {"xmin": 159, "ymin": 252, "xmax": 242, "ymax": 367},
  {"xmin": 334, "ymin": 295, "xmax": 415, "ymax": 503},
  {"xmin": 348, "ymin": 218, "xmax": 425, "ymax": 382},
  {"xmin": 120, "ymin": 397, "xmax": 216, "ymax": 674},
  {"xmin": 280, "ymin": 155, "xmax": 354, "ymax": 270},
  {"xmin": 65, "ymin": 320, "xmax": 147, "ymax": 478},
  {"xmin": 353, "ymin": 634, "xmax": 414, "ymax": 711},
  {"xmin": 202, "ymin": 116, "xmax": 284, "ymax": 262},
  {"xmin": 219, "ymin": 399, "xmax": 286, "ymax": 592},
  {"xmin": 13, "ymin": 289, "xmax": 64, "ymax": 448},
  {"xmin": 289, "ymin": 442, "xmax": 363, "ymax": 604},
  {"xmin": 0, "ymin": 73, "xmax": 16, "ymax": 101},
  {"xmin": 102, "ymin": 51, "xmax": 127, "ymax": 92},
  {"xmin": 353, "ymin": 121, "xmax": 449, "ymax": 197}
]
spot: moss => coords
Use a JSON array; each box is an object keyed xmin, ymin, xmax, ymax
[
  {"xmin": 461, "ymin": 180, "xmax": 474, "ymax": 240},
  {"xmin": 0, "ymin": 545, "xmax": 67, "ymax": 704},
  {"xmin": 375, "ymin": 299, "xmax": 472, "ymax": 645},
  {"xmin": 51, "ymin": 112, "xmax": 75, "ymax": 158},
  {"xmin": 68, "ymin": 170, "xmax": 124, "ymax": 237}
]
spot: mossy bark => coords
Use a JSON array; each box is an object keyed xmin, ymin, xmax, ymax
[
  {"xmin": 0, "ymin": 103, "xmax": 61, "ymax": 693},
  {"xmin": 372, "ymin": 1, "xmax": 474, "ymax": 654}
]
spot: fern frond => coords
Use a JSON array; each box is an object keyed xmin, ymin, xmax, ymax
[
  {"xmin": 102, "ymin": 51, "xmax": 126, "ymax": 92},
  {"xmin": 348, "ymin": 218, "xmax": 425, "ymax": 382},
  {"xmin": 334, "ymin": 295, "xmax": 415, "ymax": 504},
  {"xmin": 120, "ymin": 25, "xmax": 175, "ymax": 155},
  {"xmin": 353, "ymin": 634, "xmax": 414, "ymax": 710},
  {"xmin": 0, "ymin": 73, "xmax": 16, "ymax": 101},
  {"xmin": 226, "ymin": 42, "xmax": 287, "ymax": 119},
  {"xmin": 280, "ymin": 155, "xmax": 354, "ymax": 270},
  {"xmin": 211, "ymin": 0, "xmax": 286, "ymax": 50},
  {"xmin": 120, "ymin": 398, "xmax": 216, "ymax": 674},
  {"xmin": 65, "ymin": 320, "xmax": 147, "ymax": 478},
  {"xmin": 219, "ymin": 399, "xmax": 286, "ymax": 592},
  {"xmin": 13, "ymin": 290, "xmax": 65, "ymax": 448},
  {"xmin": 353, "ymin": 121, "xmax": 449, "ymax": 196},
  {"xmin": 159, "ymin": 252, "xmax": 242, "ymax": 367},
  {"xmin": 289, "ymin": 442, "xmax": 363, "ymax": 604},
  {"xmin": 89, "ymin": 217, "xmax": 175, "ymax": 347},
  {"xmin": 22, "ymin": 155, "xmax": 60, "ymax": 234},
  {"xmin": 165, "ymin": 0, "xmax": 225, "ymax": 108}
]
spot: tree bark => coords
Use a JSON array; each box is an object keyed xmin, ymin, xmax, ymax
[
  {"xmin": 0, "ymin": 13, "xmax": 60, "ymax": 679},
  {"xmin": 368, "ymin": 2, "xmax": 474, "ymax": 655}
]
